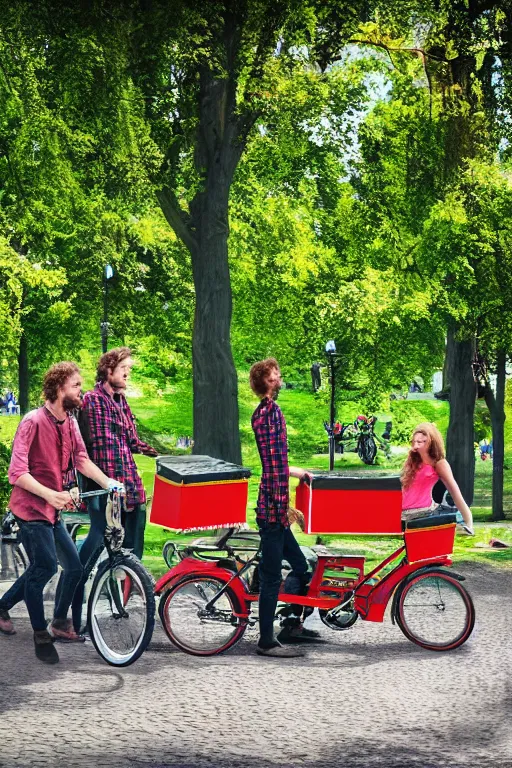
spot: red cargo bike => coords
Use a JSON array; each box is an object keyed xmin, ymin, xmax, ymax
[{"xmin": 150, "ymin": 460, "xmax": 475, "ymax": 657}]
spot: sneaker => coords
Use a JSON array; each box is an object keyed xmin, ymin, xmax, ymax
[
  {"xmin": 456, "ymin": 524, "xmax": 474, "ymax": 536},
  {"xmin": 256, "ymin": 641, "xmax": 305, "ymax": 658},
  {"xmin": 50, "ymin": 618, "xmax": 86, "ymax": 643},
  {"xmin": 277, "ymin": 624, "xmax": 324, "ymax": 644},
  {"xmin": 34, "ymin": 630, "xmax": 59, "ymax": 664},
  {"xmin": 0, "ymin": 609, "xmax": 16, "ymax": 635}
]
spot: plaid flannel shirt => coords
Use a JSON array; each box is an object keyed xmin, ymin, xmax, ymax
[
  {"xmin": 251, "ymin": 396, "xmax": 289, "ymax": 526},
  {"xmin": 82, "ymin": 382, "xmax": 157, "ymax": 509}
]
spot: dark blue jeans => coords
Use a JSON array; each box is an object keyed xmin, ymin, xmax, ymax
[
  {"xmin": 0, "ymin": 517, "xmax": 83, "ymax": 632},
  {"xmin": 69, "ymin": 496, "xmax": 147, "ymax": 632},
  {"xmin": 257, "ymin": 521, "xmax": 309, "ymax": 647}
]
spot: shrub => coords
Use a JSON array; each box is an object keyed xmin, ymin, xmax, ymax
[{"xmin": 0, "ymin": 441, "xmax": 11, "ymax": 514}]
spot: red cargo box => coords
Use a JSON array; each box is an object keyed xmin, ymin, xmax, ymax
[
  {"xmin": 404, "ymin": 522, "xmax": 456, "ymax": 563},
  {"xmin": 150, "ymin": 455, "xmax": 251, "ymax": 532},
  {"xmin": 295, "ymin": 471, "xmax": 402, "ymax": 535}
]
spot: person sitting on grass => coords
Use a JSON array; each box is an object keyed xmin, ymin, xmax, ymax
[
  {"xmin": 401, "ymin": 422, "xmax": 474, "ymax": 535},
  {"xmin": 250, "ymin": 357, "xmax": 322, "ymax": 659}
]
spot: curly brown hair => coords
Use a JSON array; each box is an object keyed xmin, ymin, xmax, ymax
[
  {"xmin": 401, "ymin": 423, "xmax": 445, "ymax": 490},
  {"xmin": 249, "ymin": 358, "xmax": 279, "ymax": 397},
  {"xmin": 96, "ymin": 347, "xmax": 132, "ymax": 383},
  {"xmin": 43, "ymin": 362, "xmax": 80, "ymax": 403}
]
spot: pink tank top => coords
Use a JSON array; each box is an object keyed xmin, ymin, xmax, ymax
[{"xmin": 402, "ymin": 463, "xmax": 439, "ymax": 510}]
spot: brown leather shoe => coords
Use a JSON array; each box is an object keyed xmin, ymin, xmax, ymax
[
  {"xmin": 0, "ymin": 609, "xmax": 16, "ymax": 635},
  {"xmin": 50, "ymin": 618, "xmax": 86, "ymax": 643}
]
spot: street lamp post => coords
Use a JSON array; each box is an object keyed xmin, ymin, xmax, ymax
[
  {"xmin": 325, "ymin": 339, "xmax": 338, "ymax": 471},
  {"xmin": 101, "ymin": 264, "xmax": 114, "ymax": 353}
]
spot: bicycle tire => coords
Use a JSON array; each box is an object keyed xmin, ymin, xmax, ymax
[
  {"xmin": 358, "ymin": 435, "xmax": 377, "ymax": 465},
  {"xmin": 159, "ymin": 575, "xmax": 247, "ymax": 657},
  {"xmin": 395, "ymin": 570, "xmax": 475, "ymax": 651},
  {"xmin": 87, "ymin": 553, "xmax": 155, "ymax": 666},
  {"xmin": 0, "ymin": 541, "xmax": 27, "ymax": 581}
]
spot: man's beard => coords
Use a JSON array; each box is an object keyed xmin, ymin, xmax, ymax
[
  {"xmin": 110, "ymin": 378, "xmax": 127, "ymax": 392},
  {"xmin": 63, "ymin": 396, "xmax": 81, "ymax": 411},
  {"xmin": 272, "ymin": 386, "xmax": 281, "ymax": 400}
]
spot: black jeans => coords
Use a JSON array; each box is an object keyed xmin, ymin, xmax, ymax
[
  {"xmin": 0, "ymin": 517, "xmax": 82, "ymax": 632},
  {"xmin": 69, "ymin": 496, "xmax": 147, "ymax": 632},
  {"xmin": 257, "ymin": 521, "xmax": 309, "ymax": 647}
]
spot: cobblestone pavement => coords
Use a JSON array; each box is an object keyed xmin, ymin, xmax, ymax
[{"xmin": 0, "ymin": 562, "xmax": 511, "ymax": 768}]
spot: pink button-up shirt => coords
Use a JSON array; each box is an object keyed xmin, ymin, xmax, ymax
[{"xmin": 8, "ymin": 406, "xmax": 88, "ymax": 523}]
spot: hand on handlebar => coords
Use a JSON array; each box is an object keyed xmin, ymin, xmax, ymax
[
  {"xmin": 107, "ymin": 479, "xmax": 126, "ymax": 495},
  {"xmin": 46, "ymin": 490, "xmax": 75, "ymax": 510}
]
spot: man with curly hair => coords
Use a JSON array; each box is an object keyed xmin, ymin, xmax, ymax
[
  {"xmin": 0, "ymin": 362, "xmax": 122, "ymax": 664},
  {"xmin": 71, "ymin": 347, "xmax": 157, "ymax": 633},
  {"xmin": 250, "ymin": 358, "xmax": 321, "ymax": 658}
]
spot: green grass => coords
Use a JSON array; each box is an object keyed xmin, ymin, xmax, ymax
[{"xmin": 3, "ymin": 378, "xmax": 512, "ymax": 575}]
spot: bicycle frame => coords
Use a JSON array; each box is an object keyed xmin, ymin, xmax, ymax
[{"xmin": 154, "ymin": 537, "xmax": 454, "ymax": 625}]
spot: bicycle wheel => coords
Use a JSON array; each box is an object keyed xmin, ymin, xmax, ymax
[
  {"xmin": 0, "ymin": 541, "xmax": 27, "ymax": 581},
  {"xmin": 87, "ymin": 554, "xmax": 155, "ymax": 666},
  {"xmin": 358, "ymin": 435, "xmax": 377, "ymax": 465},
  {"xmin": 159, "ymin": 575, "xmax": 247, "ymax": 656},
  {"xmin": 396, "ymin": 570, "xmax": 475, "ymax": 651}
]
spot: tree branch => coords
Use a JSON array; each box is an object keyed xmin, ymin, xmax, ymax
[
  {"xmin": 349, "ymin": 39, "xmax": 448, "ymax": 63},
  {"xmin": 157, "ymin": 187, "xmax": 197, "ymax": 254}
]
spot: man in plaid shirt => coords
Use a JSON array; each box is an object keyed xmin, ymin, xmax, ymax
[
  {"xmin": 71, "ymin": 347, "xmax": 157, "ymax": 633},
  {"xmin": 250, "ymin": 358, "xmax": 321, "ymax": 658}
]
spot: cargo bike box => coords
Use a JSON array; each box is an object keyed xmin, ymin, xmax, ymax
[
  {"xmin": 150, "ymin": 455, "xmax": 251, "ymax": 531},
  {"xmin": 295, "ymin": 471, "xmax": 402, "ymax": 535}
]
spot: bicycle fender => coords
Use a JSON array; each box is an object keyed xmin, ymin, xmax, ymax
[
  {"xmin": 390, "ymin": 565, "xmax": 466, "ymax": 625},
  {"xmin": 154, "ymin": 557, "xmax": 249, "ymax": 607}
]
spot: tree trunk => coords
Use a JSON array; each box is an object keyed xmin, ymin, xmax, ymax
[
  {"xmin": 445, "ymin": 325, "xmax": 476, "ymax": 505},
  {"xmin": 188, "ymin": 183, "xmax": 241, "ymax": 464},
  {"xmin": 484, "ymin": 350, "xmax": 506, "ymax": 521},
  {"xmin": 156, "ymin": 27, "xmax": 254, "ymax": 464},
  {"xmin": 18, "ymin": 331, "xmax": 29, "ymax": 415}
]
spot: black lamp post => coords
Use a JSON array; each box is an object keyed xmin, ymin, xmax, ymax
[
  {"xmin": 101, "ymin": 264, "xmax": 114, "ymax": 353},
  {"xmin": 325, "ymin": 339, "xmax": 338, "ymax": 471}
]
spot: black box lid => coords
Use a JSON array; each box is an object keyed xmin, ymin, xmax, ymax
[
  {"xmin": 303, "ymin": 470, "xmax": 401, "ymax": 492},
  {"xmin": 156, "ymin": 455, "xmax": 252, "ymax": 485}
]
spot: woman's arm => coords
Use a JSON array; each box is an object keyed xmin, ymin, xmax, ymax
[{"xmin": 435, "ymin": 459, "xmax": 473, "ymax": 531}]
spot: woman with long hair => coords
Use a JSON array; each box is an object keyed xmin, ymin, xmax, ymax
[{"xmin": 401, "ymin": 423, "xmax": 474, "ymax": 535}]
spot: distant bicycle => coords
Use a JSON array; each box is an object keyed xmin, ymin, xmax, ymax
[{"xmin": 324, "ymin": 415, "xmax": 391, "ymax": 465}]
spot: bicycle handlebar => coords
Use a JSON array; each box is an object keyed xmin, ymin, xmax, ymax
[{"xmin": 79, "ymin": 489, "xmax": 122, "ymax": 500}]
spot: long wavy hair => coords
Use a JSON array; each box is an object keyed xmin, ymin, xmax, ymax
[{"xmin": 401, "ymin": 423, "xmax": 445, "ymax": 490}]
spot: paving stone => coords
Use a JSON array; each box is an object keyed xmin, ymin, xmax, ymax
[{"xmin": 0, "ymin": 562, "xmax": 510, "ymax": 768}]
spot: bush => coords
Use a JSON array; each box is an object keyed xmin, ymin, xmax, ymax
[{"xmin": 0, "ymin": 441, "xmax": 11, "ymax": 515}]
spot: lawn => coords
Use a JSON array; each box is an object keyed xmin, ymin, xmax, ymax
[{"xmin": 2, "ymin": 376, "xmax": 512, "ymax": 577}]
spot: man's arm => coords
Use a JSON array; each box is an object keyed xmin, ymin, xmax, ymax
[
  {"xmin": 8, "ymin": 417, "xmax": 74, "ymax": 509},
  {"xmin": 125, "ymin": 401, "xmax": 157, "ymax": 457},
  {"xmin": 14, "ymin": 474, "xmax": 74, "ymax": 510},
  {"xmin": 77, "ymin": 457, "xmax": 112, "ymax": 490},
  {"xmin": 72, "ymin": 416, "xmax": 122, "ymax": 491}
]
